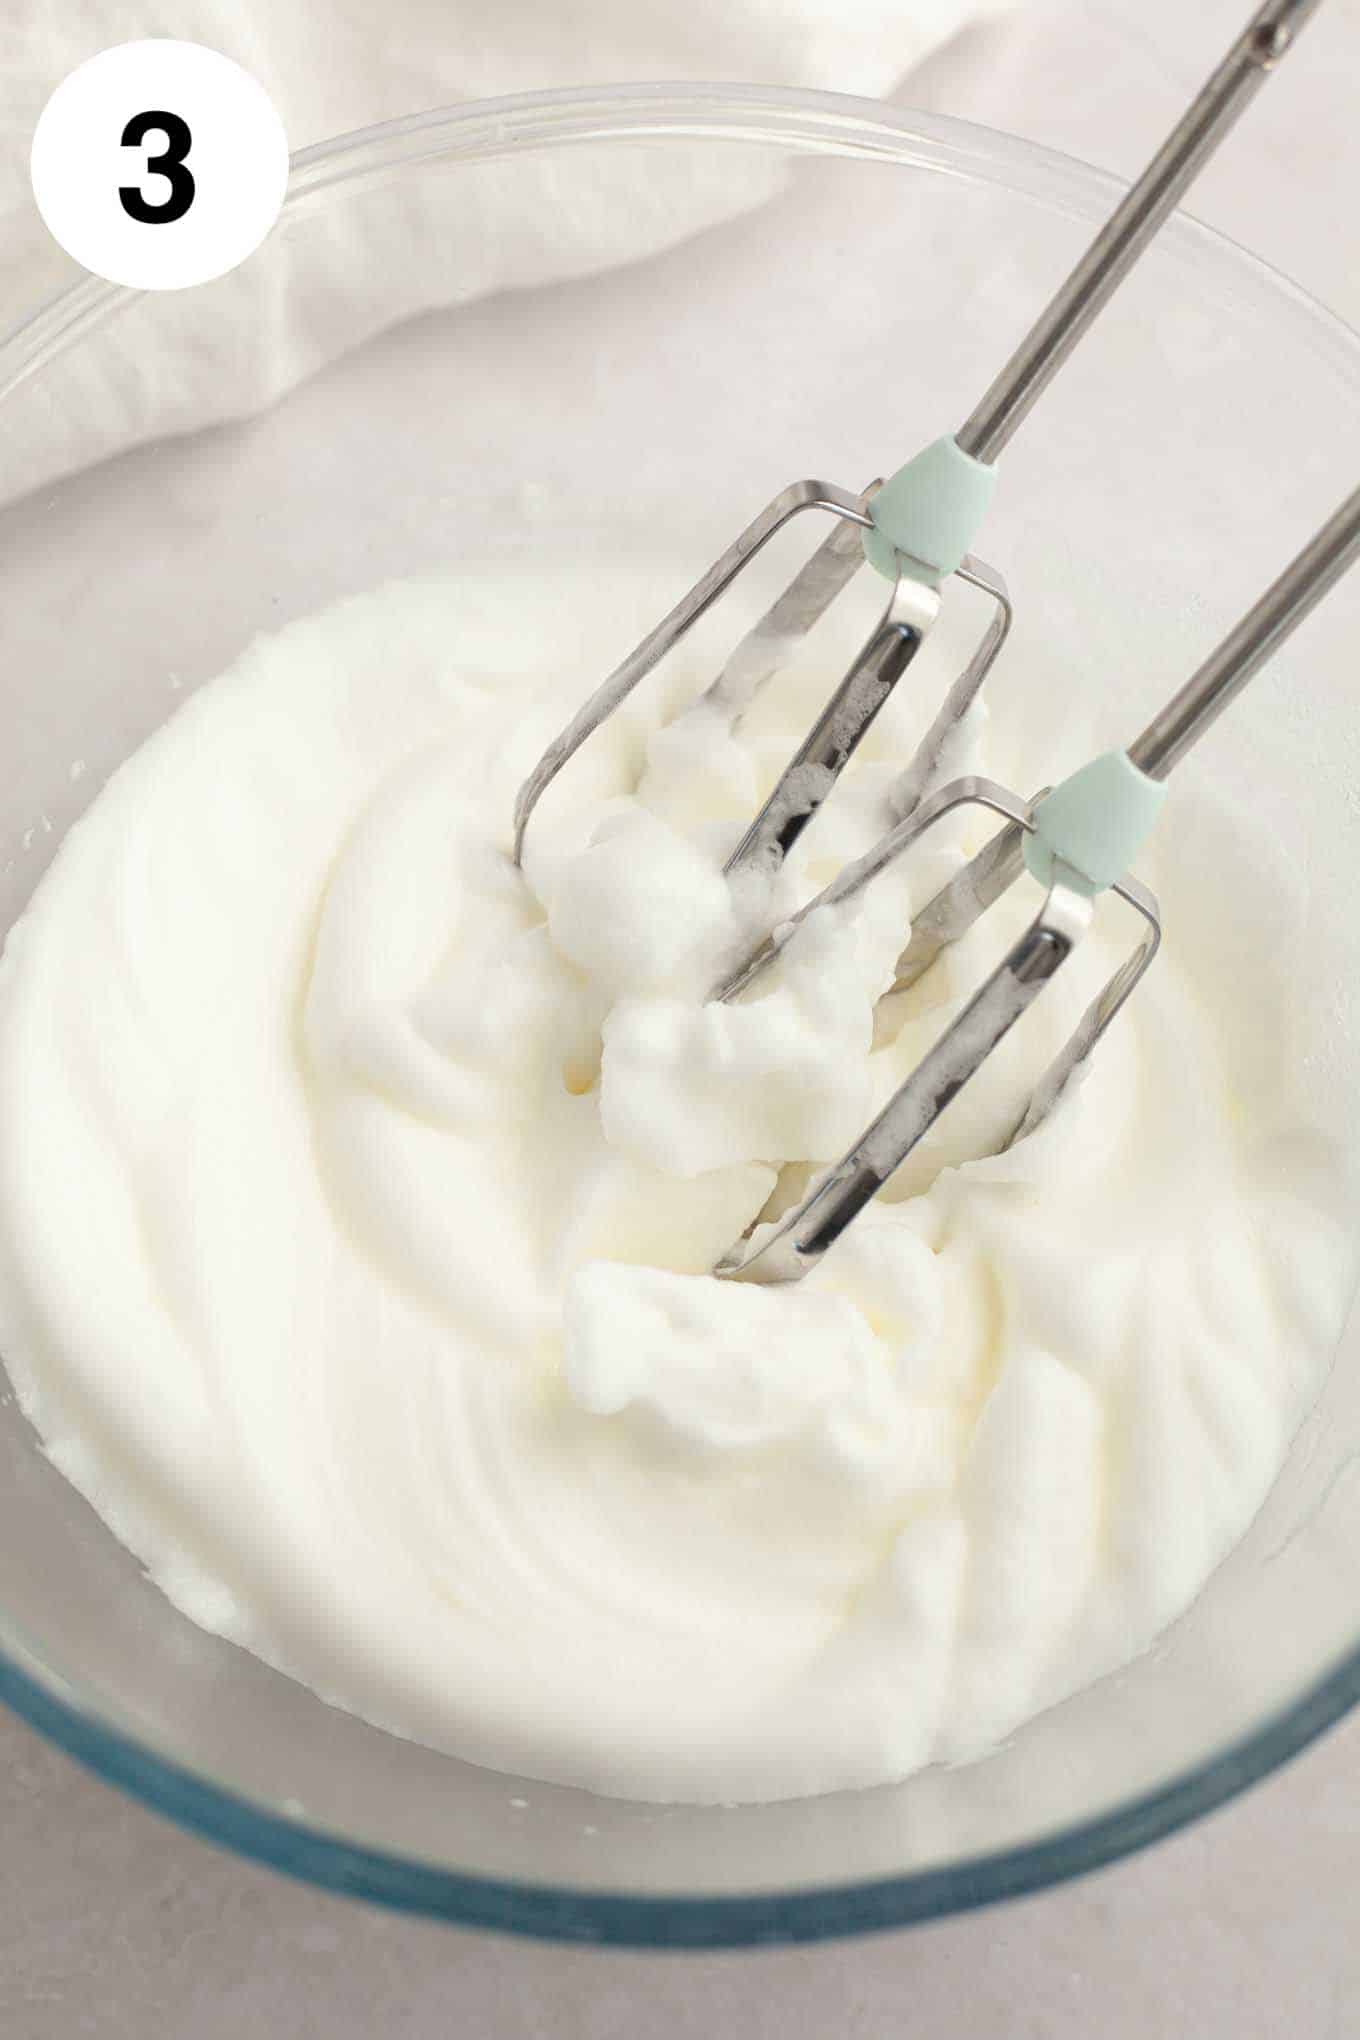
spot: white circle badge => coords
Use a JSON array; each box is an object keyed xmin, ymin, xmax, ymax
[{"xmin": 30, "ymin": 41, "xmax": 289, "ymax": 291}]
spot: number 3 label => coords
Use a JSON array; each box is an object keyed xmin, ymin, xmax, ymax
[
  {"xmin": 119, "ymin": 110, "xmax": 196, "ymax": 226},
  {"xmin": 31, "ymin": 42, "xmax": 288, "ymax": 292}
]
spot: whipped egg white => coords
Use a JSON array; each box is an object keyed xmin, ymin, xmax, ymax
[{"xmin": 0, "ymin": 562, "xmax": 1352, "ymax": 1804}]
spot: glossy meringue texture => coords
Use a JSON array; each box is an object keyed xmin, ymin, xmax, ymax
[{"xmin": 0, "ymin": 563, "xmax": 1352, "ymax": 1804}]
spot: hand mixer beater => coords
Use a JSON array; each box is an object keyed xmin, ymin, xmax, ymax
[
  {"xmin": 712, "ymin": 480, "xmax": 1360, "ymax": 1278},
  {"xmin": 512, "ymin": 0, "xmax": 1338, "ymax": 1282},
  {"xmin": 515, "ymin": 0, "xmax": 1324, "ymax": 881}
]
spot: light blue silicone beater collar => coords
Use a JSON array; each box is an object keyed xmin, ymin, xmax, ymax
[
  {"xmin": 862, "ymin": 436, "xmax": 997, "ymax": 586},
  {"xmin": 1024, "ymin": 750, "xmax": 1169, "ymax": 896}
]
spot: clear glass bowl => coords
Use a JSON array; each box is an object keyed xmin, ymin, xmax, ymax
[{"xmin": 1, "ymin": 83, "xmax": 1359, "ymax": 1948}]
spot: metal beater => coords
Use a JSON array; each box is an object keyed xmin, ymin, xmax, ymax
[
  {"xmin": 713, "ymin": 480, "xmax": 1360, "ymax": 1280},
  {"xmin": 508, "ymin": 0, "xmax": 1337, "ymax": 1283},
  {"xmin": 513, "ymin": 0, "xmax": 1321, "ymax": 880}
]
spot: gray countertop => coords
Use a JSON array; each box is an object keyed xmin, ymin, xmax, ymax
[
  {"xmin": 3, "ymin": 1698, "xmax": 1358, "ymax": 2037},
  {"xmin": 5, "ymin": 1, "xmax": 1360, "ymax": 2031}
]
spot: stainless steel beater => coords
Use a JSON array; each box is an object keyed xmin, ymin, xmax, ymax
[
  {"xmin": 712, "ymin": 480, "xmax": 1360, "ymax": 1282},
  {"xmin": 514, "ymin": 0, "xmax": 1323, "ymax": 878}
]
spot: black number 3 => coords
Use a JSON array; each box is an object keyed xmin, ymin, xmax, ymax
[{"xmin": 119, "ymin": 110, "xmax": 195, "ymax": 225}]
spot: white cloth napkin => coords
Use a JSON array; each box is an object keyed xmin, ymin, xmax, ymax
[{"xmin": 3, "ymin": 1, "xmax": 1001, "ymax": 501}]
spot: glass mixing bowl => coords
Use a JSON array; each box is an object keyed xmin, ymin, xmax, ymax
[{"xmin": 1, "ymin": 83, "xmax": 1359, "ymax": 1948}]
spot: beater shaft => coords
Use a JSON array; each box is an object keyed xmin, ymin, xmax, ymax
[{"xmin": 956, "ymin": 0, "xmax": 1324, "ymax": 463}]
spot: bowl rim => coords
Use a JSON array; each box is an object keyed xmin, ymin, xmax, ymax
[{"xmin": 3, "ymin": 75, "xmax": 1360, "ymax": 1948}]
